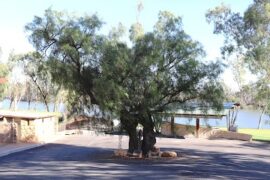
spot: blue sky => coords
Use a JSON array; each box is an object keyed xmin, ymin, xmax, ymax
[{"xmin": 0, "ymin": 0, "xmax": 253, "ymax": 88}]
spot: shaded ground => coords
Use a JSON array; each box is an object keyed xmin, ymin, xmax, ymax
[{"xmin": 0, "ymin": 134, "xmax": 270, "ymax": 179}]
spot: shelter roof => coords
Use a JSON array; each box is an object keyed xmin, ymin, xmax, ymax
[{"xmin": 158, "ymin": 109, "xmax": 228, "ymax": 119}]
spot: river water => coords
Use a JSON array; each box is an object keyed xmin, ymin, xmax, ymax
[
  {"xmin": 0, "ymin": 99, "xmax": 61, "ymax": 112},
  {"xmin": 0, "ymin": 99, "xmax": 269, "ymax": 129},
  {"xmin": 175, "ymin": 109, "xmax": 270, "ymax": 129}
]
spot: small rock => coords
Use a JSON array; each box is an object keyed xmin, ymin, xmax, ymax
[
  {"xmin": 161, "ymin": 151, "xmax": 177, "ymax": 158},
  {"xmin": 150, "ymin": 146, "xmax": 161, "ymax": 157},
  {"xmin": 114, "ymin": 149, "xmax": 127, "ymax": 157},
  {"xmin": 127, "ymin": 152, "xmax": 142, "ymax": 158},
  {"xmin": 150, "ymin": 151, "xmax": 160, "ymax": 156}
]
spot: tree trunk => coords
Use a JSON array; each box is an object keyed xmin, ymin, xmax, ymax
[
  {"xmin": 16, "ymin": 93, "xmax": 23, "ymax": 111},
  {"xmin": 53, "ymin": 100, "xmax": 57, "ymax": 112},
  {"xmin": 13, "ymin": 96, "xmax": 17, "ymax": 111},
  {"xmin": 12, "ymin": 95, "xmax": 18, "ymax": 111},
  {"xmin": 28, "ymin": 100, "xmax": 31, "ymax": 110},
  {"xmin": 258, "ymin": 107, "xmax": 266, "ymax": 129},
  {"xmin": 127, "ymin": 126, "xmax": 139, "ymax": 154},
  {"xmin": 30, "ymin": 76, "xmax": 50, "ymax": 112},
  {"xmin": 41, "ymin": 92, "xmax": 50, "ymax": 112},
  {"xmin": 120, "ymin": 111, "xmax": 139, "ymax": 154},
  {"xmin": 44, "ymin": 99, "xmax": 50, "ymax": 112},
  {"xmin": 140, "ymin": 112, "xmax": 156, "ymax": 157},
  {"xmin": 9, "ymin": 96, "xmax": 14, "ymax": 110},
  {"xmin": 141, "ymin": 126, "xmax": 156, "ymax": 157}
]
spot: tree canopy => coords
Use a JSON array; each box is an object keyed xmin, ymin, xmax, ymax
[
  {"xmin": 25, "ymin": 9, "xmax": 104, "ymax": 108},
  {"xmin": 25, "ymin": 9, "xmax": 225, "ymax": 156}
]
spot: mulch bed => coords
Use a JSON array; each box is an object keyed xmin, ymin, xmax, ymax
[{"xmin": 111, "ymin": 151, "xmax": 185, "ymax": 161}]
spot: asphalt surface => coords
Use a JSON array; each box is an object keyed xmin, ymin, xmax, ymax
[{"xmin": 0, "ymin": 134, "xmax": 270, "ymax": 179}]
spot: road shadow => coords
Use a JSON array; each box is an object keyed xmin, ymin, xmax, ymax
[
  {"xmin": 0, "ymin": 142, "xmax": 269, "ymax": 179},
  {"xmin": 241, "ymin": 141, "xmax": 270, "ymax": 150}
]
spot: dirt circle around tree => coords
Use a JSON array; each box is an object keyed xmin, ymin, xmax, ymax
[{"xmin": 113, "ymin": 148, "xmax": 185, "ymax": 161}]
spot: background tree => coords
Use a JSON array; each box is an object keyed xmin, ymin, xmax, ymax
[
  {"xmin": 24, "ymin": 81, "xmax": 37, "ymax": 110},
  {"xmin": 25, "ymin": 9, "xmax": 104, "ymax": 107},
  {"xmin": 6, "ymin": 55, "xmax": 27, "ymax": 110},
  {"xmin": 10, "ymin": 52, "xmax": 62, "ymax": 112},
  {"xmin": 206, "ymin": 0, "xmax": 270, "ymax": 127},
  {"xmin": 0, "ymin": 47, "xmax": 9, "ymax": 101},
  {"xmin": 0, "ymin": 63, "xmax": 8, "ymax": 100},
  {"xmin": 255, "ymin": 80, "xmax": 270, "ymax": 129}
]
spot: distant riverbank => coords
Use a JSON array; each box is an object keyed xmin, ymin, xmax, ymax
[
  {"xmin": 0, "ymin": 99, "xmax": 62, "ymax": 112},
  {"xmin": 0, "ymin": 99, "xmax": 269, "ymax": 129}
]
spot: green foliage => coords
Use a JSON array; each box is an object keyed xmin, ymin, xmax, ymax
[
  {"xmin": 206, "ymin": 4, "xmax": 244, "ymax": 58},
  {"xmin": 98, "ymin": 11, "xmax": 225, "ymax": 122},
  {"xmin": 26, "ymin": 9, "xmax": 225, "ymax": 154},
  {"xmin": 207, "ymin": 0, "xmax": 270, "ymax": 112},
  {"xmin": 109, "ymin": 23, "xmax": 126, "ymax": 41},
  {"xmin": 129, "ymin": 22, "xmax": 144, "ymax": 42},
  {"xmin": 26, "ymin": 8, "xmax": 225, "ymax": 117},
  {"xmin": 25, "ymin": 8, "xmax": 105, "ymax": 110},
  {"xmin": 0, "ymin": 63, "xmax": 8, "ymax": 77},
  {"xmin": 207, "ymin": 0, "xmax": 270, "ymax": 75}
]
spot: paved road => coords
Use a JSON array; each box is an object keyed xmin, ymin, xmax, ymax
[{"xmin": 0, "ymin": 134, "xmax": 270, "ymax": 179}]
